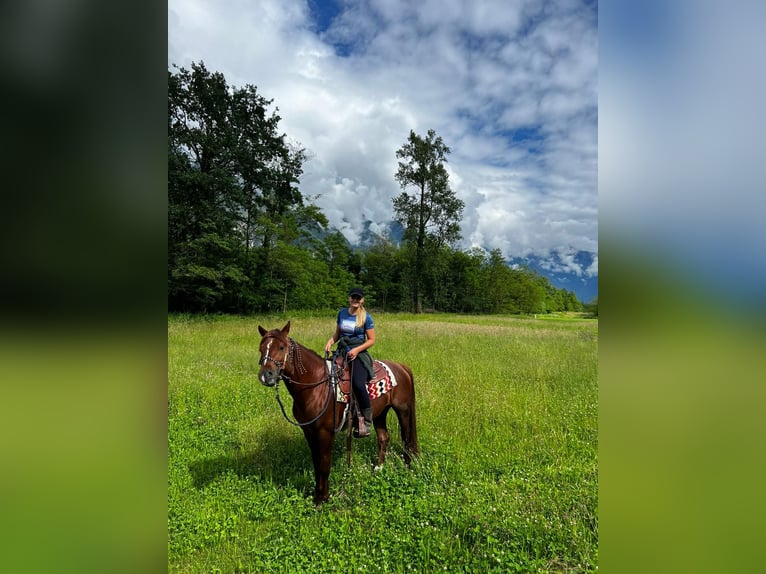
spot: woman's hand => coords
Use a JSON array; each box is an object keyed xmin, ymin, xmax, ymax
[
  {"xmin": 347, "ymin": 348, "xmax": 357, "ymax": 360},
  {"xmin": 324, "ymin": 339, "xmax": 334, "ymax": 354}
]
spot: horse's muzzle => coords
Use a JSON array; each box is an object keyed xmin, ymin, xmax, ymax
[{"xmin": 258, "ymin": 368, "xmax": 277, "ymax": 387}]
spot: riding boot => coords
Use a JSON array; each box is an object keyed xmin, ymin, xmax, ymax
[{"xmin": 355, "ymin": 408, "xmax": 373, "ymax": 438}]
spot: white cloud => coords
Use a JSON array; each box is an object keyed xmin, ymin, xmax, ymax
[{"xmin": 168, "ymin": 0, "xmax": 597, "ymax": 279}]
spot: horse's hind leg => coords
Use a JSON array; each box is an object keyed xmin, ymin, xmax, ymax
[
  {"xmin": 394, "ymin": 405, "xmax": 418, "ymax": 465},
  {"xmin": 372, "ymin": 408, "xmax": 390, "ymax": 470}
]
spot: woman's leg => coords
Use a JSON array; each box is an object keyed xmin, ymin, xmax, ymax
[
  {"xmin": 351, "ymin": 362, "xmax": 372, "ymax": 437},
  {"xmin": 351, "ymin": 362, "xmax": 371, "ymax": 410}
]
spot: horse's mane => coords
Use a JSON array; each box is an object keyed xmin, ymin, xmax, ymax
[
  {"xmin": 264, "ymin": 327, "xmax": 325, "ymax": 364},
  {"xmin": 293, "ymin": 338, "xmax": 324, "ymax": 361}
]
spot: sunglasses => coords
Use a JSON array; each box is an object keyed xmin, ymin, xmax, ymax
[{"xmin": 349, "ymin": 295, "xmax": 362, "ymax": 301}]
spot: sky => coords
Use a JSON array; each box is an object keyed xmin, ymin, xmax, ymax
[{"xmin": 167, "ymin": 0, "xmax": 598, "ymax": 290}]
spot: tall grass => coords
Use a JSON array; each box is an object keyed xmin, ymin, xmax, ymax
[{"xmin": 168, "ymin": 313, "xmax": 598, "ymax": 573}]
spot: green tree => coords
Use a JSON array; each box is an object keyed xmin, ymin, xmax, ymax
[
  {"xmin": 562, "ymin": 289, "xmax": 583, "ymax": 312},
  {"xmin": 168, "ymin": 226, "xmax": 246, "ymax": 312},
  {"xmin": 360, "ymin": 237, "xmax": 406, "ymax": 310},
  {"xmin": 168, "ymin": 61, "xmax": 318, "ymax": 312},
  {"xmin": 483, "ymin": 249, "xmax": 515, "ymax": 313},
  {"xmin": 510, "ymin": 268, "xmax": 547, "ymax": 314},
  {"xmin": 393, "ymin": 129, "xmax": 464, "ymax": 313},
  {"xmin": 168, "ymin": 63, "xmax": 245, "ymax": 311},
  {"xmin": 448, "ymin": 248, "xmax": 487, "ymax": 313},
  {"xmin": 311, "ymin": 228, "xmax": 357, "ymax": 303}
]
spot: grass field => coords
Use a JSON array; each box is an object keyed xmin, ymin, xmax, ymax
[{"xmin": 168, "ymin": 312, "xmax": 598, "ymax": 573}]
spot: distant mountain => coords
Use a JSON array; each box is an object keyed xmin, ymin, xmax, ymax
[
  {"xmin": 357, "ymin": 219, "xmax": 404, "ymax": 246},
  {"xmin": 508, "ymin": 251, "xmax": 598, "ymax": 304}
]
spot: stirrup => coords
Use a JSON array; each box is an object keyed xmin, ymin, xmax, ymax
[{"xmin": 354, "ymin": 415, "xmax": 370, "ymax": 438}]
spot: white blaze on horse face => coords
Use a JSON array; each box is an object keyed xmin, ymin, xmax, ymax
[{"xmin": 258, "ymin": 340, "xmax": 273, "ymax": 385}]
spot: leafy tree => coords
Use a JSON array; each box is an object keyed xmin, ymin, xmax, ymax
[
  {"xmin": 168, "ymin": 226, "xmax": 246, "ymax": 312},
  {"xmin": 448, "ymin": 248, "xmax": 487, "ymax": 313},
  {"xmin": 168, "ymin": 62, "xmax": 320, "ymax": 312},
  {"xmin": 264, "ymin": 242, "xmax": 334, "ymax": 311},
  {"xmin": 514, "ymin": 269, "xmax": 547, "ymax": 314},
  {"xmin": 562, "ymin": 289, "xmax": 583, "ymax": 312},
  {"xmin": 309, "ymin": 228, "xmax": 357, "ymax": 303},
  {"xmin": 318, "ymin": 229, "xmax": 353, "ymax": 274},
  {"xmin": 476, "ymin": 249, "xmax": 505, "ymax": 312},
  {"xmin": 541, "ymin": 277, "xmax": 563, "ymax": 312},
  {"xmin": 360, "ymin": 237, "xmax": 406, "ymax": 310},
  {"xmin": 415, "ymin": 238, "xmax": 453, "ymax": 311},
  {"xmin": 393, "ymin": 129, "xmax": 465, "ymax": 313}
]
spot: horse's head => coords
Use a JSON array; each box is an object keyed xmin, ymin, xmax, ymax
[{"xmin": 257, "ymin": 321, "xmax": 291, "ymax": 387}]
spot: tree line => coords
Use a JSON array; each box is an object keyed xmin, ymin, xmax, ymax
[{"xmin": 168, "ymin": 62, "xmax": 586, "ymax": 315}]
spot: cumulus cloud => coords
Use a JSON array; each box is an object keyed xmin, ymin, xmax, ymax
[{"xmin": 168, "ymin": 0, "xmax": 597, "ymax": 278}]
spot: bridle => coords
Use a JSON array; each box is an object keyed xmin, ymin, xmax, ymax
[
  {"xmin": 258, "ymin": 343, "xmax": 286, "ymax": 371},
  {"xmin": 259, "ymin": 336, "xmax": 335, "ymax": 427}
]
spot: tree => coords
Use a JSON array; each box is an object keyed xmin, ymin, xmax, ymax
[
  {"xmin": 168, "ymin": 63, "xmax": 247, "ymax": 311},
  {"xmin": 360, "ymin": 237, "xmax": 405, "ymax": 310},
  {"xmin": 168, "ymin": 62, "xmax": 318, "ymax": 312},
  {"xmin": 562, "ymin": 290, "xmax": 583, "ymax": 312},
  {"xmin": 446, "ymin": 248, "xmax": 486, "ymax": 313},
  {"xmin": 393, "ymin": 129, "xmax": 464, "ymax": 313},
  {"xmin": 511, "ymin": 268, "xmax": 547, "ymax": 314}
]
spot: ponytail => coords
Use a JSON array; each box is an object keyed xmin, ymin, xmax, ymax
[{"xmin": 355, "ymin": 306, "xmax": 367, "ymax": 330}]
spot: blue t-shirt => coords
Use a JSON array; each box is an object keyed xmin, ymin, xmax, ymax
[{"xmin": 336, "ymin": 307, "xmax": 374, "ymax": 345}]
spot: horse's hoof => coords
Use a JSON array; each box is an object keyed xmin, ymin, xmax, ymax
[{"xmin": 373, "ymin": 464, "xmax": 383, "ymax": 472}]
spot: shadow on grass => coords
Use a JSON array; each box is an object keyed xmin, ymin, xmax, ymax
[
  {"xmin": 187, "ymin": 432, "xmax": 375, "ymax": 496},
  {"xmin": 188, "ymin": 433, "xmax": 310, "ymax": 489}
]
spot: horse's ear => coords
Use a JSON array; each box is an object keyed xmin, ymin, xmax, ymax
[
  {"xmin": 258, "ymin": 325, "xmax": 266, "ymax": 336},
  {"xmin": 282, "ymin": 321, "xmax": 291, "ymax": 335}
]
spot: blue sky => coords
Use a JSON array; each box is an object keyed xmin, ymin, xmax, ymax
[{"xmin": 168, "ymin": 0, "xmax": 598, "ymax": 294}]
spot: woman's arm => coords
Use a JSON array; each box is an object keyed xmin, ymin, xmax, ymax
[
  {"xmin": 348, "ymin": 328, "xmax": 375, "ymax": 359},
  {"xmin": 324, "ymin": 325, "xmax": 341, "ymax": 353}
]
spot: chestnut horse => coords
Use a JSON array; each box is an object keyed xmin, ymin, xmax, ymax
[{"xmin": 257, "ymin": 321, "xmax": 419, "ymax": 505}]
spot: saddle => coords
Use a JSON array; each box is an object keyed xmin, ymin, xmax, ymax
[{"xmin": 328, "ymin": 354, "xmax": 397, "ymax": 403}]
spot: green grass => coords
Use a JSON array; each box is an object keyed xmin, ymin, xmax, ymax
[{"xmin": 168, "ymin": 313, "xmax": 598, "ymax": 573}]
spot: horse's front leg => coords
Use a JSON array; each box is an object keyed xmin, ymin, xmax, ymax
[{"xmin": 304, "ymin": 426, "xmax": 334, "ymax": 505}]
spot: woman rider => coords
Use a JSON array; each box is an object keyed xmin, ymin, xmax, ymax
[{"xmin": 324, "ymin": 287, "xmax": 375, "ymax": 437}]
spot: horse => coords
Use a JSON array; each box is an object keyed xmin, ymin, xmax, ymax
[{"xmin": 256, "ymin": 321, "xmax": 419, "ymax": 505}]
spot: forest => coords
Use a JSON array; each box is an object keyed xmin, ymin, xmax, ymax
[{"xmin": 168, "ymin": 62, "xmax": 591, "ymax": 315}]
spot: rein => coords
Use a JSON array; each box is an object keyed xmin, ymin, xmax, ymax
[
  {"xmin": 262, "ymin": 338, "xmax": 336, "ymax": 428},
  {"xmin": 273, "ymin": 376, "xmax": 333, "ymax": 427}
]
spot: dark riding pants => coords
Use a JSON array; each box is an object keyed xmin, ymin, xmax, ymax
[{"xmin": 350, "ymin": 359, "xmax": 371, "ymax": 410}]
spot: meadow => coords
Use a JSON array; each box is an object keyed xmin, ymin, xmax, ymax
[{"xmin": 168, "ymin": 312, "xmax": 598, "ymax": 573}]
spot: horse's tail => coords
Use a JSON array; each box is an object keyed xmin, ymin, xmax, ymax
[{"xmin": 403, "ymin": 364, "xmax": 419, "ymax": 457}]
